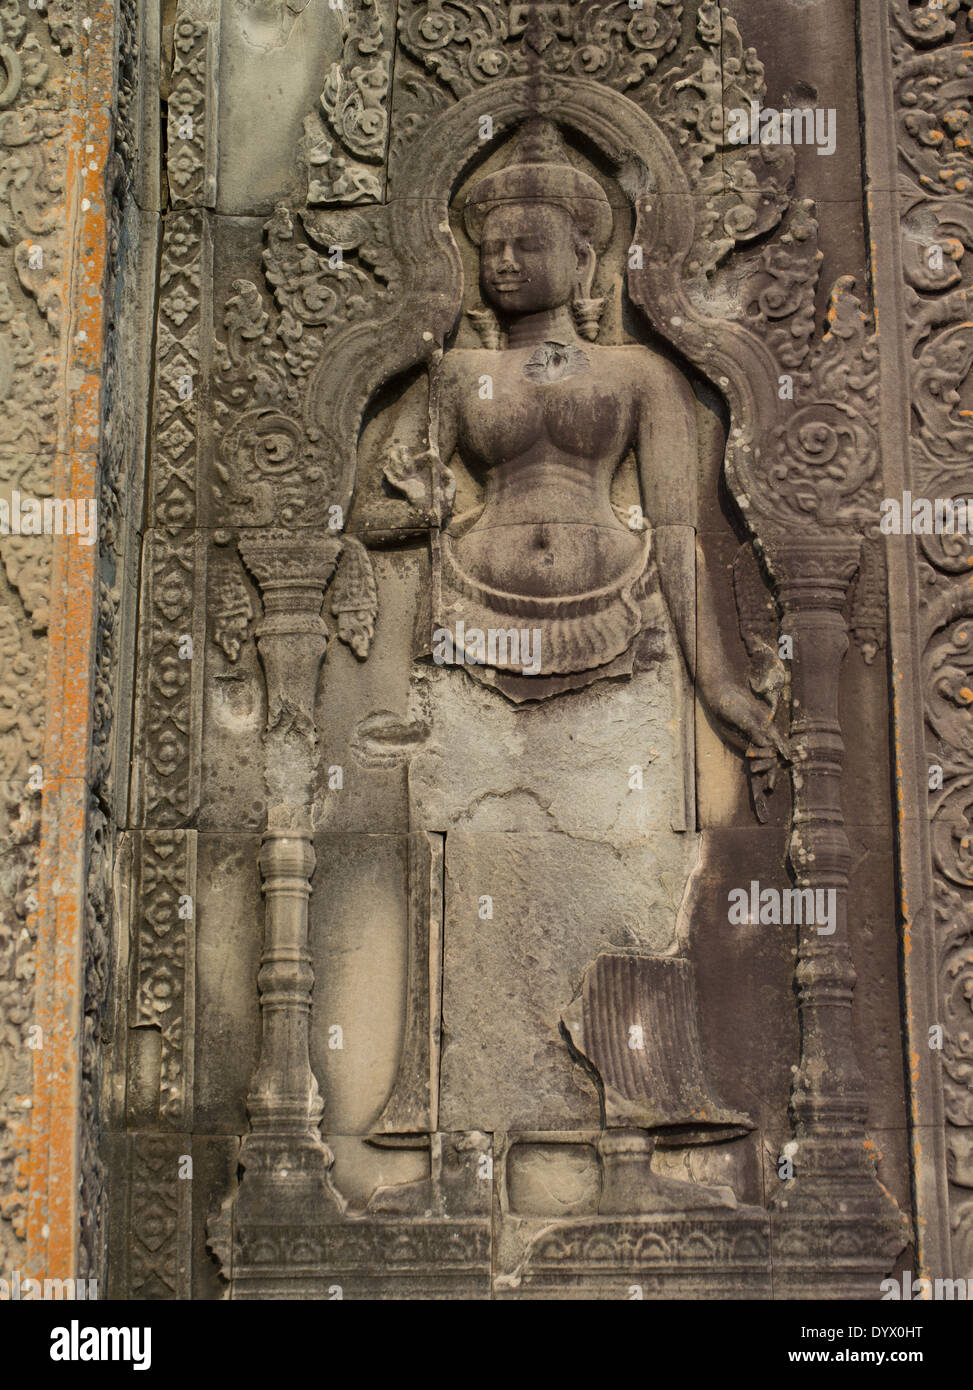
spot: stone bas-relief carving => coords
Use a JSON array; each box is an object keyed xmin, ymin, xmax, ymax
[
  {"xmin": 373, "ymin": 124, "xmax": 766, "ymax": 1215},
  {"xmin": 57, "ymin": 0, "xmax": 954, "ymax": 1302}
]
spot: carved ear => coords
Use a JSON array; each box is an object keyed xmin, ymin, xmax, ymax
[{"xmin": 575, "ymin": 241, "xmax": 596, "ymax": 298}]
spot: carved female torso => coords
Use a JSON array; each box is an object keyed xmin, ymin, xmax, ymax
[{"xmin": 440, "ymin": 344, "xmax": 650, "ymax": 598}]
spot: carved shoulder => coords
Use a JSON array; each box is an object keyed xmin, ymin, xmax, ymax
[
  {"xmin": 438, "ymin": 348, "xmax": 491, "ymax": 409},
  {"xmin": 623, "ymin": 345, "xmax": 695, "ymax": 418},
  {"xmin": 440, "ymin": 347, "xmax": 493, "ymax": 377}
]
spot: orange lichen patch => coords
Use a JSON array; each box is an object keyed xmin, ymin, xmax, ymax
[
  {"xmin": 28, "ymin": 780, "xmax": 87, "ymax": 1279},
  {"xmin": 26, "ymin": 6, "xmax": 115, "ymax": 1282}
]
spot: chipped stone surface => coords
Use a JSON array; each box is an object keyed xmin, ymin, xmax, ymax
[
  {"xmin": 440, "ymin": 830, "xmax": 697, "ymax": 1133},
  {"xmin": 408, "ymin": 613, "xmax": 696, "ymax": 846}
]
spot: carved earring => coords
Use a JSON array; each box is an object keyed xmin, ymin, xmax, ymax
[
  {"xmin": 571, "ymin": 294, "xmax": 606, "ymax": 343},
  {"xmin": 571, "ymin": 244, "xmax": 605, "ymax": 342},
  {"xmin": 467, "ymin": 306, "xmax": 502, "ymax": 349}
]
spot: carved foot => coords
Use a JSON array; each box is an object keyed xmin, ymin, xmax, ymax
[
  {"xmin": 562, "ymin": 953, "xmax": 753, "ymax": 1141},
  {"xmin": 597, "ymin": 1130, "xmax": 737, "ymax": 1215},
  {"xmin": 365, "ymin": 1133, "xmax": 492, "ymax": 1218},
  {"xmin": 366, "ymin": 1174, "xmax": 438, "ymax": 1217}
]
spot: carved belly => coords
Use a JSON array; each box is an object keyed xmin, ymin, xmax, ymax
[{"xmin": 454, "ymin": 521, "xmax": 643, "ymax": 598}]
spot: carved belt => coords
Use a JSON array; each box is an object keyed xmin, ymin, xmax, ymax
[{"xmin": 435, "ymin": 529, "xmax": 658, "ymax": 677}]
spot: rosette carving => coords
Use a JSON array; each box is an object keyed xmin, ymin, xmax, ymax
[
  {"xmin": 773, "ymin": 404, "xmax": 875, "ymax": 526},
  {"xmin": 891, "ymin": 0, "xmax": 971, "ymax": 46},
  {"xmin": 762, "ymin": 281, "xmax": 879, "ymax": 530}
]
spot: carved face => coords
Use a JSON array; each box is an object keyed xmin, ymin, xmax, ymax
[{"xmin": 478, "ymin": 202, "xmax": 587, "ymax": 318}]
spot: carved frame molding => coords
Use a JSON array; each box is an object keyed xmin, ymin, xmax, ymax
[{"xmin": 862, "ymin": 0, "xmax": 973, "ymax": 1283}]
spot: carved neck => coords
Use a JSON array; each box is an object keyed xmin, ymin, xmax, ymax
[{"xmin": 504, "ymin": 304, "xmax": 580, "ymax": 349}]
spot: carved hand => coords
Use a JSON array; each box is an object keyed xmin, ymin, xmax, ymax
[
  {"xmin": 703, "ymin": 681, "xmax": 790, "ymax": 767},
  {"xmin": 383, "ymin": 443, "xmax": 455, "ymax": 519}
]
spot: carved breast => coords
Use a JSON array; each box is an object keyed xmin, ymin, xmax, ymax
[{"xmin": 449, "ymin": 348, "xmax": 637, "ymax": 476}]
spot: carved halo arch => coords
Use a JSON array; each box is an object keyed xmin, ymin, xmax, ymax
[{"xmin": 302, "ymin": 73, "xmax": 786, "ymax": 549}]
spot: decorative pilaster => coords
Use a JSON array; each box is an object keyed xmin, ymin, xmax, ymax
[
  {"xmin": 240, "ymin": 531, "xmax": 341, "ymax": 1166},
  {"xmin": 209, "ymin": 531, "xmax": 344, "ymax": 1293},
  {"xmin": 246, "ymin": 829, "xmax": 324, "ymax": 1149},
  {"xmin": 762, "ymin": 535, "xmax": 907, "ymax": 1292}
]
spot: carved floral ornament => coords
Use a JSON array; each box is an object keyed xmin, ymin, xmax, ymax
[
  {"xmin": 891, "ymin": 0, "xmax": 972, "ymax": 47},
  {"xmin": 397, "ymin": 0, "xmax": 685, "ymax": 93},
  {"xmin": 886, "ymin": 0, "xmax": 973, "ymax": 1275},
  {"xmin": 307, "ymin": 1, "xmax": 797, "ymax": 279}
]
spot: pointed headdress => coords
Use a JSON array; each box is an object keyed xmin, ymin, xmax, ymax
[{"xmin": 464, "ymin": 119, "xmax": 613, "ymax": 253}]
